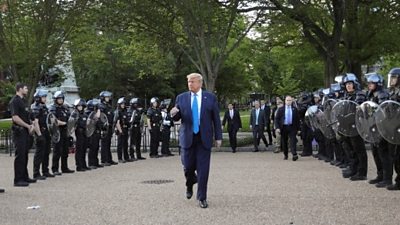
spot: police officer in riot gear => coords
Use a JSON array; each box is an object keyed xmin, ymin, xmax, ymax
[
  {"xmin": 87, "ymin": 99, "xmax": 104, "ymax": 169},
  {"xmin": 31, "ymin": 89, "xmax": 55, "ymax": 179},
  {"xmin": 71, "ymin": 99, "xmax": 91, "ymax": 172},
  {"xmin": 296, "ymin": 92, "xmax": 314, "ymax": 157},
  {"xmin": 50, "ymin": 91, "xmax": 75, "ymax": 175},
  {"xmin": 147, "ymin": 97, "xmax": 162, "ymax": 158},
  {"xmin": 128, "ymin": 98, "xmax": 146, "ymax": 160},
  {"xmin": 99, "ymin": 91, "xmax": 118, "ymax": 165},
  {"xmin": 115, "ymin": 97, "xmax": 134, "ymax": 163},
  {"xmin": 364, "ymin": 73, "xmax": 392, "ymax": 188},
  {"xmin": 160, "ymin": 100, "xmax": 175, "ymax": 157},
  {"xmin": 10, "ymin": 83, "xmax": 36, "ymax": 187},
  {"xmin": 312, "ymin": 92, "xmax": 328, "ymax": 161},
  {"xmin": 387, "ymin": 68, "xmax": 400, "ymax": 190},
  {"xmin": 340, "ymin": 74, "xmax": 368, "ymax": 181}
]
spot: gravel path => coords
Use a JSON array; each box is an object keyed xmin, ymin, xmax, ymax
[{"xmin": 0, "ymin": 150, "xmax": 399, "ymax": 225}]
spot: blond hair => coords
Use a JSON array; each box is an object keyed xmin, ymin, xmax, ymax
[{"xmin": 186, "ymin": 73, "xmax": 203, "ymax": 82}]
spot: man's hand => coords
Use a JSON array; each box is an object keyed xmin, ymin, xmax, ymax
[
  {"xmin": 57, "ymin": 120, "xmax": 66, "ymax": 126},
  {"xmin": 170, "ymin": 106, "xmax": 180, "ymax": 117},
  {"xmin": 28, "ymin": 124, "xmax": 34, "ymax": 134},
  {"xmin": 216, "ymin": 140, "xmax": 222, "ymax": 148},
  {"xmin": 276, "ymin": 128, "xmax": 280, "ymax": 134}
]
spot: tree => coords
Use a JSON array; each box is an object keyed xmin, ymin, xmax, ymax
[
  {"xmin": 0, "ymin": 0, "xmax": 92, "ymax": 100},
  {"xmin": 98, "ymin": 0, "xmax": 265, "ymax": 92}
]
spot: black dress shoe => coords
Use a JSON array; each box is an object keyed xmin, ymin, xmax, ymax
[
  {"xmin": 292, "ymin": 155, "xmax": 298, "ymax": 161},
  {"xmin": 186, "ymin": 186, "xmax": 193, "ymax": 199},
  {"xmin": 0, "ymin": 188, "xmax": 4, "ymax": 193},
  {"xmin": 253, "ymin": 149, "xmax": 259, "ymax": 152},
  {"xmin": 53, "ymin": 171, "xmax": 62, "ymax": 176},
  {"xmin": 110, "ymin": 161, "xmax": 118, "ymax": 165},
  {"xmin": 387, "ymin": 183, "xmax": 400, "ymax": 191},
  {"xmin": 118, "ymin": 160, "xmax": 126, "ymax": 163},
  {"xmin": 300, "ymin": 153, "xmax": 311, "ymax": 157},
  {"xmin": 43, "ymin": 172, "xmax": 55, "ymax": 178},
  {"xmin": 368, "ymin": 177, "xmax": 383, "ymax": 184},
  {"xmin": 26, "ymin": 178, "xmax": 37, "ymax": 183},
  {"xmin": 102, "ymin": 163, "xmax": 111, "ymax": 166},
  {"xmin": 137, "ymin": 157, "xmax": 146, "ymax": 160},
  {"xmin": 232, "ymin": 149, "xmax": 236, "ymax": 153},
  {"xmin": 14, "ymin": 181, "xmax": 29, "ymax": 187},
  {"xmin": 150, "ymin": 155, "xmax": 159, "ymax": 158},
  {"xmin": 125, "ymin": 159, "xmax": 135, "ymax": 162},
  {"xmin": 95, "ymin": 164, "xmax": 104, "ymax": 168},
  {"xmin": 199, "ymin": 200, "xmax": 208, "ymax": 208},
  {"xmin": 89, "ymin": 166, "xmax": 97, "ymax": 169},
  {"xmin": 62, "ymin": 169, "xmax": 75, "ymax": 173},
  {"xmin": 84, "ymin": 166, "xmax": 91, "ymax": 171},
  {"xmin": 350, "ymin": 174, "xmax": 367, "ymax": 181},
  {"xmin": 375, "ymin": 180, "xmax": 392, "ymax": 188},
  {"xmin": 284, "ymin": 155, "xmax": 288, "ymax": 160}
]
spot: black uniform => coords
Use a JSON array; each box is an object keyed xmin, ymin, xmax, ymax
[
  {"xmin": 9, "ymin": 95, "xmax": 32, "ymax": 184},
  {"xmin": 128, "ymin": 107, "xmax": 145, "ymax": 159},
  {"xmin": 31, "ymin": 102, "xmax": 52, "ymax": 177},
  {"xmin": 341, "ymin": 90, "xmax": 367, "ymax": 180},
  {"xmin": 161, "ymin": 109, "xmax": 174, "ymax": 156},
  {"xmin": 147, "ymin": 107, "xmax": 162, "ymax": 157},
  {"xmin": 115, "ymin": 108, "xmax": 131, "ymax": 161},
  {"xmin": 50, "ymin": 103, "xmax": 73, "ymax": 173},
  {"xmin": 87, "ymin": 109, "xmax": 103, "ymax": 168},
  {"xmin": 99, "ymin": 101, "xmax": 115, "ymax": 164},
  {"xmin": 71, "ymin": 109, "xmax": 89, "ymax": 170}
]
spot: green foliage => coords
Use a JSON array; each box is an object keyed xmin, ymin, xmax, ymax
[
  {"xmin": 0, "ymin": 81, "xmax": 14, "ymax": 108},
  {"xmin": 275, "ymin": 71, "xmax": 301, "ymax": 97}
]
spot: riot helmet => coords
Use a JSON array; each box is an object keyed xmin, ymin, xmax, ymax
[
  {"xmin": 366, "ymin": 73, "xmax": 384, "ymax": 91},
  {"xmin": 342, "ymin": 73, "xmax": 360, "ymax": 92},
  {"xmin": 388, "ymin": 68, "xmax": 400, "ymax": 88},
  {"xmin": 87, "ymin": 99, "xmax": 100, "ymax": 111},
  {"xmin": 34, "ymin": 89, "xmax": 48, "ymax": 103},
  {"xmin": 99, "ymin": 91, "xmax": 112, "ymax": 103},
  {"xmin": 117, "ymin": 97, "xmax": 126, "ymax": 109},
  {"xmin": 74, "ymin": 98, "xmax": 87, "ymax": 107},
  {"xmin": 53, "ymin": 91, "xmax": 65, "ymax": 105},
  {"xmin": 150, "ymin": 97, "xmax": 159, "ymax": 107}
]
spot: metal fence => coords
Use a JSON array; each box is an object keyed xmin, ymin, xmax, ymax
[
  {"xmin": 0, "ymin": 129, "xmax": 13, "ymax": 156},
  {"xmin": 1, "ymin": 124, "xmax": 181, "ymax": 156}
]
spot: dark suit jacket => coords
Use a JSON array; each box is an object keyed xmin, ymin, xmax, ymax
[
  {"xmin": 261, "ymin": 105, "xmax": 271, "ymax": 125},
  {"xmin": 222, "ymin": 109, "xmax": 242, "ymax": 131},
  {"xmin": 250, "ymin": 108, "xmax": 266, "ymax": 130},
  {"xmin": 274, "ymin": 105, "xmax": 300, "ymax": 131},
  {"xmin": 173, "ymin": 90, "xmax": 222, "ymax": 149}
]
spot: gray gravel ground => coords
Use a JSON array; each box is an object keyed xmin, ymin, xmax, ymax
[{"xmin": 1, "ymin": 150, "xmax": 399, "ymax": 225}]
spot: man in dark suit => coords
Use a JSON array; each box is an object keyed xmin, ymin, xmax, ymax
[
  {"xmin": 261, "ymin": 100, "xmax": 273, "ymax": 146},
  {"xmin": 171, "ymin": 73, "xmax": 222, "ymax": 209},
  {"xmin": 222, "ymin": 103, "xmax": 242, "ymax": 153},
  {"xmin": 250, "ymin": 101, "xmax": 267, "ymax": 152},
  {"xmin": 274, "ymin": 95, "xmax": 300, "ymax": 161}
]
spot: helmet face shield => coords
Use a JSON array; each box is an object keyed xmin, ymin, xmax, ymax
[{"xmin": 388, "ymin": 73, "xmax": 399, "ymax": 88}]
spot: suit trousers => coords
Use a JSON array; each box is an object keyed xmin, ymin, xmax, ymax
[
  {"xmin": 252, "ymin": 126, "xmax": 267, "ymax": 150},
  {"xmin": 281, "ymin": 125, "xmax": 297, "ymax": 156},
  {"xmin": 228, "ymin": 128, "xmax": 238, "ymax": 151},
  {"xmin": 181, "ymin": 133, "xmax": 211, "ymax": 201}
]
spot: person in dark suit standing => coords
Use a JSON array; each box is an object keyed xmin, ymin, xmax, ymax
[
  {"xmin": 274, "ymin": 95, "xmax": 300, "ymax": 161},
  {"xmin": 171, "ymin": 73, "xmax": 222, "ymax": 209},
  {"xmin": 250, "ymin": 101, "xmax": 267, "ymax": 152},
  {"xmin": 260, "ymin": 100, "xmax": 273, "ymax": 146},
  {"xmin": 222, "ymin": 103, "xmax": 242, "ymax": 153}
]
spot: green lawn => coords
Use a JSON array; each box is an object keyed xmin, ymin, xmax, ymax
[{"xmin": 0, "ymin": 119, "xmax": 12, "ymax": 131}]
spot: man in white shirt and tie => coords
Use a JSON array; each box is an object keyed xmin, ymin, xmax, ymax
[
  {"xmin": 222, "ymin": 103, "xmax": 242, "ymax": 153},
  {"xmin": 250, "ymin": 101, "xmax": 267, "ymax": 152},
  {"xmin": 274, "ymin": 96, "xmax": 300, "ymax": 161}
]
